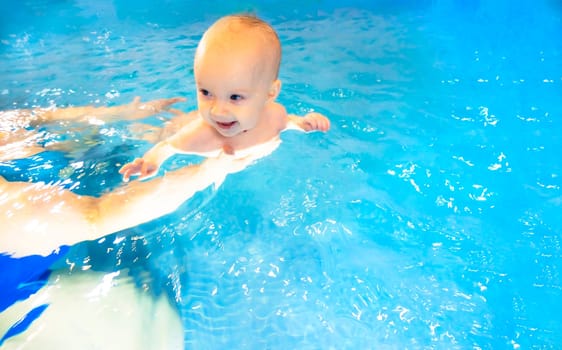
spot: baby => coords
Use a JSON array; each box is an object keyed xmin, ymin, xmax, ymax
[
  {"xmin": 120, "ymin": 14, "xmax": 330, "ymax": 181},
  {"xmin": 0, "ymin": 14, "xmax": 330, "ymax": 259}
]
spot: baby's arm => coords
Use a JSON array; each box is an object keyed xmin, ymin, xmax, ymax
[
  {"xmin": 286, "ymin": 112, "xmax": 331, "ymax": 132},
  {"xmin": 119, "ymin": 116, "xmax": 204, "ymax": 182},
  {"xmin": 119, "ymin": 140, "xmax": 178, "ymax": 182}
]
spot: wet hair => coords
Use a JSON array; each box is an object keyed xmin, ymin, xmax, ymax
[{"xmin": 200, "ymin": 14, "xmax": 282, "ymax": 79}]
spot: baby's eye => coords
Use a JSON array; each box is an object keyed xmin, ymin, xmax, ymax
[
  {"xmin": 199, "ymin": 89, "xmax": 211, "ymax": 97},
  {"xmin": 230, "ymin": 94, "xmax": 244, "ymax": 101}
]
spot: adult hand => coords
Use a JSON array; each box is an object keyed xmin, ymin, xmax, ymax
[{"xmin": 123, "ymin": 96, "xmax": 187, "ymax": 120}]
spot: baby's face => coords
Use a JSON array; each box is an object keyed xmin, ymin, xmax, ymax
[{"xmin": 194, "ymin": 32, "xmax": 278, "ymax": 137}]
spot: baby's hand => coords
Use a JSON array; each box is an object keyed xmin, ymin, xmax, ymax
[
  {"xmin": 119, "ymin": 157, "xmax": 159, "ymax": 182},
  {"xmin": 301, "ymin": 112, "xmax": 330, "ymax": 132},
  {"xmin": 301, "ymin": 112, "xmax": 330, "ymax": 131}
]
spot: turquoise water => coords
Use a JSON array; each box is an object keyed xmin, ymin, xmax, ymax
[{"xmin": 1, "ymin": 1, "xmax": 561, "ymax": 348}]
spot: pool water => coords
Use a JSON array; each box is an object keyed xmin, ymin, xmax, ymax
[{"xmin": 1, "ymin": 0, "xmax": 561, "ymax": 348}]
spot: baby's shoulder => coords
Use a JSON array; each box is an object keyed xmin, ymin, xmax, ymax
[
  {"xmin": 268, "ymin": 102, "xmax": 287, "ymax": 116},
  {"xmin": 266, "ymin": 102, "xmax": 288, "ymax": 130}
]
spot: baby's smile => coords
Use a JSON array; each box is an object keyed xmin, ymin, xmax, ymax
[{"xmin": 215, "ymin": 120, "xmax": 238, "ymax": 130}]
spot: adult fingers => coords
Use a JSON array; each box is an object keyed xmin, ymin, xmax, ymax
[
  {"xmin": 167, "ymin": 108, "xmax": 185, "ymax": 116},
  {"xmin": 161, "ymin": 97, "xmax": 187, "ymax": 109}
]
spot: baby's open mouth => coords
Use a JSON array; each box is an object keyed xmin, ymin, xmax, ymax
[{"xmin": 216, "ymin": 120, "xmax": 237, "ymax": 129}]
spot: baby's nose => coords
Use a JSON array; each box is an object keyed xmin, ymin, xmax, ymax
[{"xmin": 211, "ymin": 101, "xmax": 228, "ymax": 116}]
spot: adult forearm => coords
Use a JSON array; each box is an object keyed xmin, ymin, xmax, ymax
[
  {"xmin": 95, "ymin": 160, "xmax": 223, "ymax": 236},
  {"xmin": 35, "ymin": 105, "xmax": 123, "ymax": 123}
]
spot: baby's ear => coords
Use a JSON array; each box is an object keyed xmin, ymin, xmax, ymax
[{"xmin": 268, "ymin": 79, "xmax": 282, "ymax": 101}]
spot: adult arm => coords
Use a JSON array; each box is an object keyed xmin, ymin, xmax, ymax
[
  {"xmin": 34, "ymin": 96, "xmax": 186, "ymax": 124},
  {"xmin": 0, "ymin": 138, "xmax": 280, "ymax": 258}
]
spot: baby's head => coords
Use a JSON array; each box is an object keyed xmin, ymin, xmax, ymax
[
  {"xmin": 193, "ymin": 15, "xmax": 283, "ymax": 137},
  {"xmin": 195, "ymin": 14, "xmax": 281, "ymax": 84}
]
